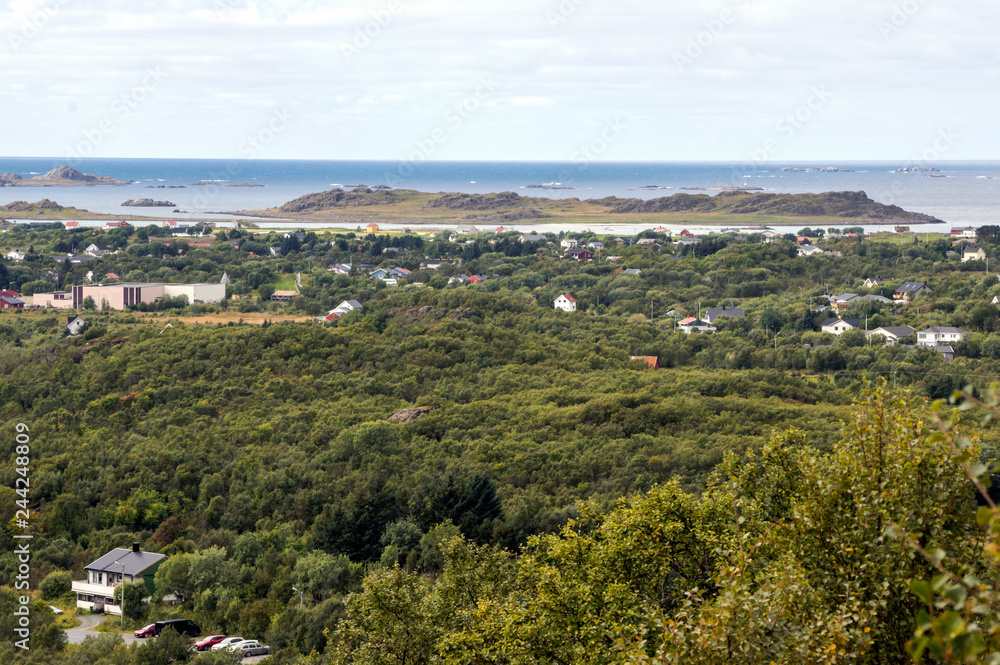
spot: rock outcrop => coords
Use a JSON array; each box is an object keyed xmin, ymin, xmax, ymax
[
  {"xmin": 387, "ymin": 406, "xmax": 437, "ymax": 423},
  {"xmin": 122, "ymin": 198, "xmax": 175, "ymax": 207}
]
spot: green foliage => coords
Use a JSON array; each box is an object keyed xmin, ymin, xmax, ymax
[{"xmin": 39, "ymin": 570, "xmax": 72, "ymax": 600}]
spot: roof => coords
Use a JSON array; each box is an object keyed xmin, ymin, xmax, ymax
[
  {"xmin": 558, "ymin": 294, "xmax": 576, "ymax": 302},
  {"xmin": 874, "ymin": 326, "xmax": 916, "ymax": 337},
  {"xmin": 934, "ymin": 346, "xmax": 955, "ymax": 353},
  {"xmin": 679, "ymin": 317, "xmax": 708, "ymax": 326},
  {"xmin": 921, "ymin": 327, "xmax": 967, "ymax": 334},
  {"xmin": 821, "ymin": 318, "xmax": 863, "ymax": 328},
  {"xmin": 85, "ymin": 548, "xmax": 166, "ymax": 575},
  {"xmin": 1, "ymin": 297, "xmax": 24, "ymax": 305},
  {"xmin": 964, "ymin": 246, "xmax": 984, "ymax": 253},
  {"xmin": 829, "ymin": 293, "xmax": 858, "ymax": 302},
  {"xmin": 705, "ymin": 308, "xmax": 745, "ymax": 323},
  {"xmin": 897, "ymin": 281, "xmax": 930, "ymax": 292}
]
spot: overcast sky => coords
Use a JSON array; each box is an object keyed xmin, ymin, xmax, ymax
[{"xmin": 0, "ymin": 0, "xmax": 996, "ymax": 162}]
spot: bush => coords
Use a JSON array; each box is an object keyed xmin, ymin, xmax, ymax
[{"xmin": 40, "ymin": 570, "xmax": 72, "ymax": 600}]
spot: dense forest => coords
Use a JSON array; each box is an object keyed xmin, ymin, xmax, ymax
[{"xmin": 4, "ymin": 221, "xmax": 1000, "ymax": 663}]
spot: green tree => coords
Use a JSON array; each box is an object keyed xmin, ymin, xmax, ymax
[{"xmin": 40, "ymin": 570, "xmax": 72, "ymax": 600}]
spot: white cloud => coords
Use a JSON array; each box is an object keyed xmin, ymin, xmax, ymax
[{"xmin": 0, "ymin": 0, "xmax": 997, "ymax": 159}]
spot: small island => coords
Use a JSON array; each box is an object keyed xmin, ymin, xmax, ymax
[
  {"xmin": 122, "ymin": 198, "xmax": 176, "ymax": 207},
  {"xmin": 0, "ymin": 165, "xmax": 132, "ymax": 187}
]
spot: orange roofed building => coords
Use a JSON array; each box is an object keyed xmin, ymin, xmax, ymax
[{"xmin": 629, "ymin": 356, "xmax": 660, "ymax": 369}]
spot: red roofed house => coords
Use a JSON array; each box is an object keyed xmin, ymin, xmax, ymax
[
  {"xmin": 629, "ymin": 356, "xmax": 660, "ymax": 369},
  {"xmin": 466, "ymin": 274, "xmax": 485, "ymax": 284},
  {"xmin": 105, "ymin": 273, "xmax": 120, "ymax": 281},
  {"xmin": 554, "ymin": 294, "xmax": 577, "ymax": 312},
  {"xmin": 680, "ymin": 229, "xmax": 694, "ymax": 237},
  {"xmin": 0, "ymin": 289, "xmax": 20, "ymax": 299},
  {"xmin": 65, "ymin": 221, "xmax": 80, "ymax": 228},
  {"xmin": 105, "ymin": 220, "xmax": 130, "ymax": 230}
]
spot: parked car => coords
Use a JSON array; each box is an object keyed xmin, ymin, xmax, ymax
[
  {"xmin": 134, "ymin": 623, "xmax": 157, "ymax": 638},
  {"xmin": 195, "ymin": 634, "xmax": 227, "ymax": 651},
  {"xmin": 154, "ymin": 619, "xmax": 200, "ymax": 637},
  {"xmin": 212, "ymin": 636, "xmax": 245, "ymax": 652},
  {"xmin": 48, "ymin": 606, "xmax": 64, "ymax": 615},
  {"xmin": 237, "ymin": 641, "xmax": 271, "ymax": 657}
]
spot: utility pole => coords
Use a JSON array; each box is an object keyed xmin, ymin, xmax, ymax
[{"xmin": 121, "ymin": 563, "xmax": 126, "ymax": 627}]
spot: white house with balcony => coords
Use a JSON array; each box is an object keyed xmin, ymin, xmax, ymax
[{"xmin": 72, "ymin": 543, "xmax": 166, "ymax": 615}]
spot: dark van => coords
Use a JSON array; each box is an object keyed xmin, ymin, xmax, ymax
[{"xmin": 153, "ymin": 619, "xmax": 200, "ymax": 637}]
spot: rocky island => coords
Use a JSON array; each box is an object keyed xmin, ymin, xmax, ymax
[
  {"xmin": 232, "ymin": 187, "xmax": 945, "ymax": 226},
  {"xmin": 121, "ymin": 198, "xmax": 176, "ymax": 207},
  {"xmin": 0, "ymin": 165, "xmax": 132, "ymax": 187}
]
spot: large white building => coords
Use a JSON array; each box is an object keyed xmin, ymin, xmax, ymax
[
  {"xmin": 917, "ymin": 327, "xmax": 968, "ymax": 347},
  {"xmin": 72, "ymin": 543, "xmax": 166, "ymax": 615}
]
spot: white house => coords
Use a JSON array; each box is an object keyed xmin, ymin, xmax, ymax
[
  {"xmin": 67, "ymin": 316, "xmax": 86, "ymax": 335},
  {"xmin": 798, "ymin": 244, "xmax": 825, "ymax": 257},
  {"xmin": 917, "ymin": 327, "xmax": 968, "ymax": 347},
  {"xmin": 5, "ymin": 249, "xmax": 26, "ymax": 261},
  {"xmin": 867, "ymin": 326, "xmax": 916, "ymax": 346},
  {"xmin": 72, "ymin": 543, "xmax": 166, "ymax": 615},
  {"xmin": 821, "ymin": 318, "xmax": 863, "ymax": 336},
  {"xmin": 560, "ymin": 238, "xmax": 579, "ymax": 249},
  {"xmin": 554, "ymin": 294, "xmax": 577, "ymax": 312},
  {"xmin": 963, "ymin": 246, "xmax": 987, "ymax": 263},
  {"xmin": 864, "ymin": 277, "xmax": 889, "ymax": 289},
  {"xmin": 677, "ymin": 317, "xmax": 716, "ymax": 334}
]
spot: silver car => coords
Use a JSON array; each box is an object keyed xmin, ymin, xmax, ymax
[{"xmin": 237, "ymin": 641, "xmax": 271, "ymax": 657}]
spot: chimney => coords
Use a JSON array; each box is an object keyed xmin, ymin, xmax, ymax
[{"xmin": 132, "ymin": 542, "xmax": 140, "ymax": 553}]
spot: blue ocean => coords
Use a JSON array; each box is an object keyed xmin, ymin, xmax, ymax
[{"xmin": 2, "ymin": 157, "xmax": 999, "ymax": 231}]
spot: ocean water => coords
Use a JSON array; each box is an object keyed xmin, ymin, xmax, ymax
[{"xmin": 2, "ymin": 157, "xmax": 999, "ymax": 230}]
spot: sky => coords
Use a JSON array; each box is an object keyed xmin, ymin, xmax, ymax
[{"xmin": 0, "ymin": 0, "xmax": 997, "ymax": 162}]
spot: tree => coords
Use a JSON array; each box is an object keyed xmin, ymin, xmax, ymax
[
  {"xmin": 40, "ymin": 570, "xmax": 72, "ymax": 600},
  {"xmin": 82, "ymin": 296, "xmax": 96, "ymax": 310},
  {"xmin": 113, "ymin": 581, "xmax": 146, "ymax": 620}
]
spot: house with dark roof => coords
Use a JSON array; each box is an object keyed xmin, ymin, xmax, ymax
[
  {"xmin": 564, "ymin": 248, "xmax": 594, "ymax": 261},
  {"xmin": 867, "ymin": 326, "xmax": 916, "ymax": 346},
  {"xmin": 72, "ymin": 543, "xmax": 167, "ymax": 615},
  {"xmin": 0, "ymin": 296, "xmax": 25, "ymax": 310},
  {"xmin": 895, "ymin": 281, "xmax": 933, "ymax": 302},
  {"xmin": 917, "ymin": 327, "xmax": 967, "ymax": 347},
  {"xmin": 821, "ymin": 318, "xmax": 864, "ymax": 336},
  {"xmin": 705, "ymin": 308, "xmax": 745, "ymax": 324},
  {"xmin": 963, "ymin": 246, "xmax": 987, "ymax": 263}
]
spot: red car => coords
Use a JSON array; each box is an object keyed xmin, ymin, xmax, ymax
[
  {"xmin": 195, "ymin": 635, "xmax": 227, "ymax": 651},
  {"xmin": 134, "ymin": 623, "xmax": 156, "ymax": 638}
]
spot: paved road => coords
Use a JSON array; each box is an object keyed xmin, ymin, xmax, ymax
[{"xmin": 64, "ymin": 614, "xmax": 142, "ymax": 646}]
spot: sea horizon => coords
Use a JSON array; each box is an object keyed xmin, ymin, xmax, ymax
[{"xmin": 3, "ymin": 157, "xmax": 1000, "ymax": 228}]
